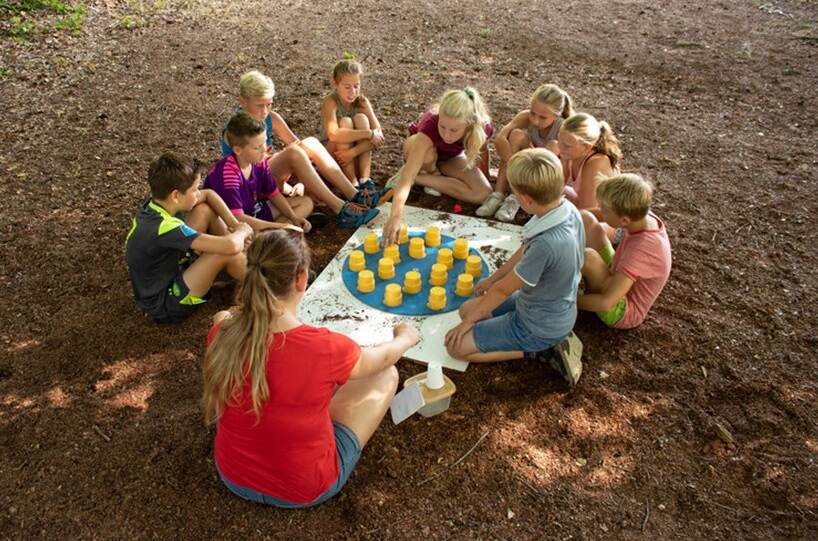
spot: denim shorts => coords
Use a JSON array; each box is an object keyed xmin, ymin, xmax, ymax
[
  {"xmin": 472, "ymin": 293, "xmax": 564, "ymax": 354},
  {"xmin": 218, "ymin": 421, "xmax": 361, "ymax": 508}
]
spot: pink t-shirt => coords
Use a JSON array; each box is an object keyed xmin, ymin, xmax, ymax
[{"xmin": 612, "ymin": 212, "xmax": 672, "ymax": 329}]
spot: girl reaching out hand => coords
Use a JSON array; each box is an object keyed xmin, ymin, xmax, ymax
[{"xmin": 382, "ymin": 87, "xmax": 493, "ymax": 245}]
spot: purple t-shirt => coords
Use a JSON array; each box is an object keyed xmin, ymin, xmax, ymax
[
  {"xmin": 204, "ymin": 154, "xmax": 280, "ymax": 218},
  {"xmin": 408, "ymin": 112, "xmax": 494, "ymax": 162}
]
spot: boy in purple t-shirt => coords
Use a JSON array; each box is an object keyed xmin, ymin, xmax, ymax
[
  {"xmin": 579, "ymin": 174, "xmax": 672, "ymax": 329},
  {"xmin": 206, "ymin": 112, "xmax": 314, "ymax": 232}
]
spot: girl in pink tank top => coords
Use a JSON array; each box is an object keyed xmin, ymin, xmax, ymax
[{"xmin": 558, "ymin": 112, "xmax": 622, "ymax": 211}]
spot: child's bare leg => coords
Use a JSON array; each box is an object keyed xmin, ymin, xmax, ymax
[
  {"xmin": 183, "ymin": 252, "xmax": 247, "ymax": 297},
  {"xmin": 352, "ymin": 113, "xmax": 372, "ymax": 180},
  {"xmin": 581, "ymin": 210, "xmax": 612, "ymax": 253},
  {"xmin": 269, "ymin": 196, "xmax": 314, "ymax": 226},
  {"xmin": 446, "ymin": 329, "xmax": 524, "ymax": 363},
  {"xmin": 495, "ymin": 129, "xmax": 533, "ymax": 194},
  {"xmin": 329, "ymin": 365, "xmax": 399, "ymax": 447},
  {"xmin": 582, "ymin": 248, "xmax": 613, "ymax": 293},
  {"xmin": 458, "ymin": 297, "xmax": 483, "ymax": 321},
  {"xmin": 268, "ymin": 146, "xmax": 349, "ymax": 215},
  {"xmin": 330, "ymin": 117, "xmax": 358, "ymax": 182},
  {"xmin": 431, "ymin": 155, "xmax": 492, "ymax": 204},
  {"xmin": 297, "ymin": 136, "xmax": 360, "ymax": 195},
  {"xmin": 186, "ymin": 202, "xmax": 228, "ymax": 236}
]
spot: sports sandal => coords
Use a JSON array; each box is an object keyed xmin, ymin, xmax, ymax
[{"xmin": 336, "ymin": 201, "xmax": 380, "ymax": 229}]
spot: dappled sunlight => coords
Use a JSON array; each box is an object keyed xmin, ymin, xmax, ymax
[
  {"xmin": 586, "ymin": 450, "xmax": 635, "ymax": 487},
  {"xmin": 46, "ymin": 386, "xmax": 72, "ymax": 408},
  {"xmin": 805, "ymin": 439, "xmax": 818, "ymax": 453},
  {"xmin": 91, "ymin": 352, "xmax": 188, "ymax": 414},
  {"xmin": 106, "ymin": 380, "xmax": 155, "ymax": 412},
  {"xmin": 5, "ymin": 338, "xmax": 42, "ymax": 353},
  {"xmin": 94, "ymin": 359, "xmax": 146, "ymax": 393},
  {"xmin": 0, "ymin": 393, "xmax": 37, "ymax": 422},
  {"xmin": 563, "ymin": 397, "xmax": 659, "ymax": 439}
]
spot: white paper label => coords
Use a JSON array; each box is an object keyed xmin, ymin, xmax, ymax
[{"xmin": 390, "ymin": 382, "xmax": 425, "ymax": 425}]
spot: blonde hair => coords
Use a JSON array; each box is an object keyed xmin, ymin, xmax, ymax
[
  {"xmin": 202, "ymin": 230, "xmax": 310, "ymax": 423},
  {"xmin": 507, "ymin": 148, "xmax": 564, "ymax": 204},
  {"xmin": 332, "ymin": 53, "xmax": 363, "ymax": 82},
  {"xmin": 436, "ymin": 87, "xmax": 491, "ymax": 168},
  {"xmin": 530, "ymin": 84, "xmax": 575, "ymax": 119},
  {"xmin": 597, "ymin": 173, "xmax": 653, "ymax": 220},
  {"xmin": 239, "ymin": 70, "xmax": 275, "ymax": 99},
  {"xmin": 561, "ymin": 113, "xmax": 622, "ymax": 169}
]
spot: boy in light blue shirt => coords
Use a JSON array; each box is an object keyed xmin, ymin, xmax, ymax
[{"xmin": 445, "ymin": 148, "xmax": 585, "ymax": 385}]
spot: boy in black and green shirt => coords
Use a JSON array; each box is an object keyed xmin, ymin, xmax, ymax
[{"xmin": 126, "ymin": 153, "xmax": 254, "ymax": 322}]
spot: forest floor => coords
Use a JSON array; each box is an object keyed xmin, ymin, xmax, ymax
[{"xmin": 1, "ymin": 0, "xmax": 817, "ymax": 539}]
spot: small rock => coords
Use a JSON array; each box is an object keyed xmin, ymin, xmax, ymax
[
  {"xmin": 507, "ymin": 508, "xmax": 515, "ymax": 520},
  {"xmin": 575, "ymin": 457, "xmax": 587, "ymax": 467},
  {"xmin": 599, "ymin": 370, "xmax": 609, "ymax": 379},
  {"xmin": 658, "ymin": 504, "xmax": 666, "ymax": 511}
]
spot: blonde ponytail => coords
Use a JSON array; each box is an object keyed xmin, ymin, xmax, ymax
[
  {"xmin": 203, "ymin": 230, "xmax": 310, "ymax": 423},
  {"xmin": 561, "ymin": 112, "xmax": 622, "ymax": 170}
]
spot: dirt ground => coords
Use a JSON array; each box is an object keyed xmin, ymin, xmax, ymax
[{"xmin": 1, "ymin": 0, "xmax": 817, "ymax": 539}]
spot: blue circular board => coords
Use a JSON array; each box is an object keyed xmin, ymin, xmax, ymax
[{"xmin": 342, "ymin": 232, "xmax": 490, "ymax": 316}]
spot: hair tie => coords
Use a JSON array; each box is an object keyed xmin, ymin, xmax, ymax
[
  {"xmin": 342, "ymin": 51, "xmax": 356, "ymax": 60},
  {"xmin": 463, "ymin": 88, "xmax": 474, "ymax": 101}
]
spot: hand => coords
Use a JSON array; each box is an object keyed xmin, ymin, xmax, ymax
[
  {"xmin": 295, "ymin": 217, "xmax": 311, "ymax": 233},
  {"xmin": 288, "ymin": 182, "xmax": 305, "ymax": 197},
  {"xmin": 444, "ymin": 320, "xmax": 475, "ymax": 352},
  {"xmin": 236, "ymin": 222, "xmax": 254, "ymax": 237},
  {"xmin": 474, "ymin": 278, "xmax": 493, "ymax": 296},
  {"xmin": 333, "ymin": 147, "xmax": 356, "ymax": 166},
  {"xmin": 370, "ymin": 128, "xmax": 385, "ymax": 148},
  {"xmin": 393, "ymin": 322, "xmax": 420, "ymax": 347},
  {"xmin": 382, "ymin": 214, "xmax": 402, "ymax": 247}
]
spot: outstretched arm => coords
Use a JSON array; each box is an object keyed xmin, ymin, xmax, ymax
[{"xmin": 383, "ymin": 133, "xmax": 433, "ymax": 245}]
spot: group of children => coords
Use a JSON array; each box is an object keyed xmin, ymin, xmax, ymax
[{"xmin": 125, "ymin": 56, "xmax": 672, "ymax": 509}]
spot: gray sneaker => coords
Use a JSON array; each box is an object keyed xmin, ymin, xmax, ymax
[
  {"xmin": 549, "ymin": 332, "xmax": 583, "ymax": 386},
  {"xmin": 476, "ymin": 191, "xmax": 505, "ymax": 217},
  {"xmin": 494, "ymin": 194, "xmax": 520, "ymax": 222}
]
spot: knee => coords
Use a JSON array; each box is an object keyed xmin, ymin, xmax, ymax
[
  {"xmin": 353, "ymin": 113, "xmax": 370, "ymax": 129},
  {"xmin": 580, "ymin": 209, "xmax": 598, "ymax": 227},
  {"xmin": 508, "ymin": 128, "xmax": 529, "ymax": 148},
  {"xmin": 384, "ymin": 365, "xmax": 399, "ymax": 394},
  {"xmin": 285, "ymin": 144, "xmax": 309, "ymax": 162},
  {"xmin": 338, "ymin": 117, "xmax": 353, "ymax": 129},
  {"xmin": 445, "ymin": 341, "xmax": 466, "ymax": 361}
]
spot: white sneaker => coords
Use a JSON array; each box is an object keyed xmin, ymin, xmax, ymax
[
  {"xmin": 423, "ymin": 186, "xmax": 442, "ymax": 196},
  {"xmin": 476, "ymin": 191, "xmax": 505, "ymax": 217},
  {"xmin": 495, "ymin": 194, "xmax": 520, "ymax": 222}
]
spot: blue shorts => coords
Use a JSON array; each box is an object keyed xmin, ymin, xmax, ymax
[
  {"xmin": 472, "ymin": 293, "xmax": 564, "ymax": 354},
  {"xmin": 218, "ymin": 421, "xmax": 361, "ymax": 509}
]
